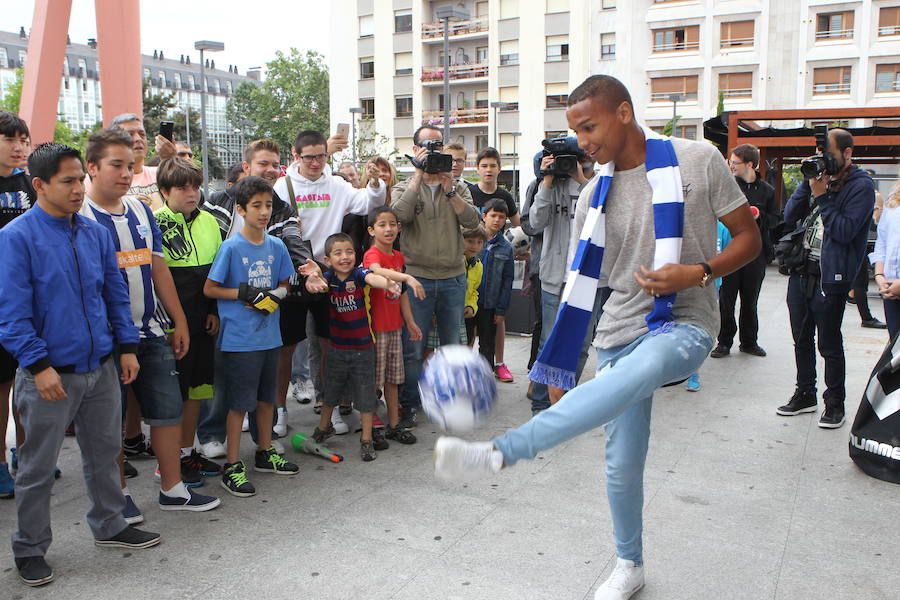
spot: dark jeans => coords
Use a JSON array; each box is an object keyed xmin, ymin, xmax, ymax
[
  {"xmin": 787, "ymin": 274, "xmax": 846, "ymax": 405},
  {"xmin": 466, "ymin": 307, "xmax": 497, "ymax": 366},
  {"xmin": 851, "ymin": 261, "xmax": 874, "ymax": 322},
  {"xmin": 527, "ymin": 280, "xmax": 542, "ymax": 370},
  {"xmin": 717, "ymin": 255, "xmax": 766, "ymax": 348},
  {"xmin": 883, "ymin": 298, "xmax": 900, "ymax": 339}
]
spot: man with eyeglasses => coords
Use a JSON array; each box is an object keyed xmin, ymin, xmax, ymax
[
  {"xmin": 392, "ymin": 125, "xmax": 482, "ymax": 426},
  {"xmin": 710, "ymin": 144, "xmax": 778, "ymax": 359}
]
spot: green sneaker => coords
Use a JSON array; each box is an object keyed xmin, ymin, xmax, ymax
[
  {"xmin": 254, "ymin": 446, "xmax": 299, "ymax": 475},
  {"xmin": 220, "ymin": 461, "xmax": 256, "ymax": 497}
]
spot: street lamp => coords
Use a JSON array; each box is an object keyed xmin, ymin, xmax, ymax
[
  {"xmin": 490, "ymin": 101, "xmax": 508, "ymax": 149},
  {"xmin": 194, "ymin": 40, "xmax": 224, "ymax": 197},
  {"xmin": 511, "ymin": 132, "xmax": 521, "ymax": 198},
  {"xmin": 349, "ymin": 107, "xmax": 365, "ymax": 167},
  {"xmin": 435, "ymin": 4, "xmax": 470, "ymax": 142},
  {"xmin": 668, "ymin": 93, "xmax": 683, "ymax": 136}
]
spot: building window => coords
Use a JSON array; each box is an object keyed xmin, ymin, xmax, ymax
[
  {"xmin": 719, "ymin": 72, "xmax": 753, "ymax": 98},
  {"xmin": 500, "ymin": 0, "xmax": 518, "ymax": 19},
  {"xmin": 546, "ymin": 83, "xmax": 569, "ymax": 108},
  {"xmin": 650, "ymin": 75, "xmax": 699, "ymax": 101},
  {"xmin": 720, "ymin": 20, "xmax": 754, "ymax": 48},
  {"xmin": 174, "ymin": 73, "xmax": 181, "ymax": 89},
  {"xmin": 394, "ymin": 11, "xmax": 412, "ymax": 33},
  {"xmin": 360, "ymin": 58, "xmax": 375, "ymax": 79},
  {"xmin": 359, "ymin": 14, "xmax": 374, "ymax": 38},
  {"xmin": 652, "ymin": 26, "xmax": 699, "ymax": 52},
  {"xmin": 675, "ymin": 125, "xmax": 697, "ymax": 140},
  {"xmin": 499, "ymin": 86, "xmax": 519, "ymax": 110},
  {"xmin": 875, "ymin": 64, "xmax": 900, "ymax": 93},
  {"xmin": 0, "ymin": 48, "xmax": 6, "ymax": 68},
  {"xmin": 226, "ymin": 80, "xmax": 232, "ymax": 94},
  {"xmin": 159, "ymin": 70, "xmax": 167, "ymax": 87},
  {"xmin": 18, "ymin": 50, "xmax": 26, "ymax": 67},
  {"xmin": 476, "ymin": 46, "xmax": 488, "ymax": 63},
  {"xmin": 545, "ymin": 130, "xmax": 568, "ymax": 139},
  {"xmin": 395, "ymin": 96, "xmax": 413, "ymax": 117},
  {"xmin": 395, "ymin": 52, "xmax": 412, "ymax": 76},
  {"xmin": 143, "ymin": 68, "xmax": 151, "ymax": 81},
  {"xmin": 546, "ymin": 0, "xmax": 569, "ymax": 12},
  {"xmin": 500, "ymin": 40, "xmax": 519, "ymax": 66},
  {"xmin": 361, "ymin": 98, "xmax": 375, "ymax": 118},
  {"xmin": 601, "ymin": 33, "xmax": 616, "ymax": 59},
  {"xmin": 812, "ymin": 66, "xmax": 851, "ymax": 95},
  {"xmin": 475, "ymin": 134, "xmax": 488, "ymax": 152},
  {"xmin": 475, "ymin": 90, "xmax": 488, "ymax": 109},
  {"xmin": 816, "ymin": 12, "xmax": 854, "ymax": 40},
  {"xmin": 880, "ymin": 7, "xmax": 900, "ymax": 36},
  {"xmin": 602, "ymin": 0, "xmax": 616, "ymax": 7},
  {"xmin": 546, "ymin": 35, "xmax": 569, "ymax": 62},
  {"xmin": 188, "ymin": 74, "xmax": 196, "ymax": 90}
]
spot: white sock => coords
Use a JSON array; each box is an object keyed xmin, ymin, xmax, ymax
[
  {"xmin": 122, "ymin": 486, "xmax": 131, "ymax": 497},
  {"xmin": 180, "ymin": 447, "xmax": 193, "ymax": 458},
  {"xmin": 490, "ymin": 450, "xmax": 504, "ymax": 473},
  {"xmin": 162, "ymin": 481, "xmax": 191, "ymax": 499}
]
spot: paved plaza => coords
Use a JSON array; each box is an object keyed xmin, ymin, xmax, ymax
[{"xmin": 2, "ymin": 267, "xmax": 897, "ymax": 600}]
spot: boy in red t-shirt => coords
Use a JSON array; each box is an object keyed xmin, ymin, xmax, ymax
[{"xmin": 362, "ymin": 206, "xmax": 423, "ymax": 444}]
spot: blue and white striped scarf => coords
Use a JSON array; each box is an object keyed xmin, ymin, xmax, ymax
[{"xmin": 528, "ymin": 126, "xmax": 684, "ymax": 390}]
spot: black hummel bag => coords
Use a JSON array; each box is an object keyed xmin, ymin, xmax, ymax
[{"xmin": 849, "ymin": 331, "xmax": 900, "ymax": 484}]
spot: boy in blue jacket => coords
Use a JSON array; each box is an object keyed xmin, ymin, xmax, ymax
[{"xmin": 0, "ymin": 144, "xmax": 161, "ymax": 588}]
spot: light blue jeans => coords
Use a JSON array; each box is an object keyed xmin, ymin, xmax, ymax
[{"xmin": 493, "ymin": 323, "xmax": 713, "ymax": 565}]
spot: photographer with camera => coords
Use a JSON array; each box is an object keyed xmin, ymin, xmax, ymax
[
  {"xmin": 777, "ymin": 128, "xmax": 875, "ymax": 429},
  {"xmin": 526, "ymin": 137, "xmax": 603, "ymax": 415},
  {"xmin": 392, "ymin": 125, "xmax": 481, "ymax": 424}
]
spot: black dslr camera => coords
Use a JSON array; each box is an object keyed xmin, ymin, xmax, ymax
[
  {"xmin": 540, "ymin": 137, "xmax": 581, "ymax": 178},
  {"xmin": 407, "ymin": 139, "xmax": 453, "ymax": 174},
  {"xmin": 800, "ymin": 125, "xmax": 839, "ymax": 179}
]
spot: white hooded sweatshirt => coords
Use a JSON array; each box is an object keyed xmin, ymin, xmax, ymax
[{"xmin": 273, "ymin": 163, "xmax": 385, "ymax": 260}]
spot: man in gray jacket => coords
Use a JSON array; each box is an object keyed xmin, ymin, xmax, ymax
[{"xmin": 527, "ymin": 148, "xmax": 604, "ymax": 414}]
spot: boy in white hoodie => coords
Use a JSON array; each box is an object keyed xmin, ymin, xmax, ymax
[{"xmin": 272, "ymin": 130, "xmax": 386, "ymax": 420}]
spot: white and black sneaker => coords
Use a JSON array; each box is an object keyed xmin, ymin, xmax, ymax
[
  {"xmin": 159, "ymin": 487, "xmax": 221, "ymax": 512},
  {"xmin": 95, "ymin": 526, "xmax": 161, "ymax": 549},
  {"xmin": 15, "ymin": 556, "xmax": 53, "ymax": 587},
  {"xmin": 818, "ymin": 404, "xmax": 845, "ymax": 429},
  {"xmin": 434, "ymin": 437, "xmax": 503, "ymax": 481},
  {"xmin": 776, "ymin": 391, "xmax": 817, "ymax": 416},
  {"xmin": 594, "ymin": 558, "xmax": 644, "ymax": 600}
]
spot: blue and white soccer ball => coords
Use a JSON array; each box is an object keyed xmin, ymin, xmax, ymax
[{"xmin": 419, "ymin": 345, "xmax": 497, "ymax": 433}]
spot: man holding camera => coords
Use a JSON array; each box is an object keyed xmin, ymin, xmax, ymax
[
  {"xmin": 526, "ymin": 140, "xmax": 602, "ymax": 414},
  {"xmin": 392, "ymin": 125, "xmax": 481, "ymax": 424},
  {"xmin": 778, "ymin": 128, "xmax": 875, "ymax": 428}
]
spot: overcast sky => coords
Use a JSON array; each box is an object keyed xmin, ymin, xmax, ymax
[{"xmin": 7, "ymin": 1, "xmax": 331, "ymax": 76}]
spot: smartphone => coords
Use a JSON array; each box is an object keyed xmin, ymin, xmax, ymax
[
  {"xmin": 159, "ymin": 121, "xmax": 174, "ymax": 142},
  {"xmin": 336, "ymin": 123, "xmax": 350, "ymax": 139}
]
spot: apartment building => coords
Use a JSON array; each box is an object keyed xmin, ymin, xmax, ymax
[
  {"xmin": 333, "ymin": 0, "xmax": 900, "ymax": 195},
  {"xmin": 0, "ymin": 28, "xmax": 258, "ymax": 163}
]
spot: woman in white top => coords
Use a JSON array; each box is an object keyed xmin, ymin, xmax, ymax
[{"xmin": 871, "ymin": 164, "xmax": 900, "ymax": 338}]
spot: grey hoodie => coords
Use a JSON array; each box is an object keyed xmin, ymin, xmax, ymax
[{"xmin": 528, "ymin": 177, "xmax": 588, "ymax": 295}]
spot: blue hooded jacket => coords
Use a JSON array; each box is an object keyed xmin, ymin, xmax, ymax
[
  {"xmin": 0, "ymin": 203, "xmax": 139, "ymax": 374},
  {"xmin": 783, "ymin": 164, "xmax": 874, "ymax": 295}
]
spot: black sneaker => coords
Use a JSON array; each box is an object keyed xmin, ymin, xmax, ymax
[
  {"xmin": 95, "ymin": 525, "xmax": 161, "ymax": 549},
  {"xmin": 15, "ymin": 556, "xmax": 53, "ymax": 587},
  {"xmin": 123, "ymin": 459, "xmax": 138, "ymax": 479},
  {"xmin": 398, "ymin": 412, "xmax": 419, "ymax": 429},
  {"xmin": 221, "ymin": 461, "xmax": 256, "ymax": 497},
  {"xmin": 739, "ymin": 345, "xmax": 767, "ymax": 357},
  {"xmin": 385, "ymin": 424, "xmax": 417, "ymax": 445},
  {"xmin": 861, "ymin": 318, "xmax": 888, "ymax": 329},
  {"xmin": 158, "ymin": 487, "xmax": 221, "ymax": 512},
  {"xmin": 371, "ymin": 427, "xmax": 390, "ymax": 451},
  {"xmin": 182, "ymin": 449, "xmax": 222, "ymax": 476},
  {"xmin": 818, "ymin": 404, "xmax": 845, "ymax": 429},
  {"xmin": 360, "ymin": 440, "xmax": 377, "ymax": 462},
  {"xmin": 312, "ymin": 425, "xmax": 335, "ymax": 443},
  {"xmin": 123, "ymin": 434, "xmax": 155, "ymax": 459},
  {"xmin": 254, "ymin": 446, "xmax": 299, "ymax": 475},
  {"xmin": 776, "ymin": 391, "xmax": 817, "ymax": 416},
  {"xmin": 180, "ymin": 458, "xmax": 204, "ymax": 488},
  {"xmin": 709, "ymin": 344, "xmax": 730, "ymax": 358}
]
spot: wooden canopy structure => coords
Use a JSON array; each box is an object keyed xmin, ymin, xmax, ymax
[{"xmin": 705, "ymin": 107, "xmax": 900, "ymax": 207}]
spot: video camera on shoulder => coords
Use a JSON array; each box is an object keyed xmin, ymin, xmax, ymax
[
  {"xmin": 540, "ymin": 137, "xmax": 581, "ymax": 178},
  {"xmin": 406, "ymin": 139, "xmax": 453, "ymax": 174},
  {"xmin": 800, "ymin": 125, "xmax": 839, "ymax": 179}
]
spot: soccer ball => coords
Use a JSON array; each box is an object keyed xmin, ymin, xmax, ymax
[
  {"xmin": 419, "ymin": 345, "xmax": 496, "ymax": 433},
  {"xmin": 504, "ymin": 226, "xmax": 530, "ymax": 255}
]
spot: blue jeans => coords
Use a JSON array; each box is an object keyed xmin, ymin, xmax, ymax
[
  {"xmin": 291, "ymin": 338, "xmax": 311, "ymax": 381},
  {"xmin": 530, "ymin": 287, "xmax": 609, "ymax": 413},
  {"xmin": 493, "ymin": 323, "xmax": 713, "ymax": 564},
  {"xmin": 884, "ymin": 298, "xmax": 900, "ymax": 340},
  {"xmin": 198, "ymin": 349, "xmax": 227, "ymax": 444},
  {"xmin": 399, "ymin": 274, "xmax": 467, "ymax": 417}
]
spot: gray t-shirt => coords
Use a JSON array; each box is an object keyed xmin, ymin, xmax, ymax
[{"xmin": 574, "ymin": 138, "xmax": 746, "ymax": 349}]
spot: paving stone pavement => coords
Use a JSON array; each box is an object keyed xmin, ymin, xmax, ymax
[{"xmin": 1, "ymin": 267, "xmax": 897, "ymax": 600}]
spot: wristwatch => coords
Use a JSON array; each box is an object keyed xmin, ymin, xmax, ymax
[
  {"xmin": 697, "ymin": 262, "xmax": 713, "ymax": 287},
  {"xmin": 446, "ymin": 188, "xmax": 458, "ymax": 199}
]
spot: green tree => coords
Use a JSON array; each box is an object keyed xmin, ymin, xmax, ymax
[
  {"xmin": 663, "ymin": 115, "xmax": 681, "ymax": 137},
  {"xmin": 226, "ymin": 49, "xmax": 329, "ymax": 152},
  {"xmin": 0, "ymin": 68, "xmax": 24, "ymax": 113},
  {"xmin": 783, "ymin": 164, "xmax": 803, "ymax": 197},
  {"xmin": 716, "ymin": 90, "xmax": 725, "ymax": 116},
  {"xmin": 334, "ymin": 121, "xmax": 398, "ymax": 168}
]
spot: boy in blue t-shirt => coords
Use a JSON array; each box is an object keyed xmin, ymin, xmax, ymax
[
  {"xmin": 205, "ymin": 176, "xmax": 299, "ymax": 496},
  {"xmin": 301, "ymin": 233, "xmax": 400, "ymax": 461}
]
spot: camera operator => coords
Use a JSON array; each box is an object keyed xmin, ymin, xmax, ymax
[
  {"xmin": 392, "ymin": 125, "xmax": 481, "ymax": 424},
  {"xmin": 777, "ymin": 128, "xmax": 875, "ymax": 429},
  {"xmin": 526, "ymin": 141, "xmax": 604, "ymax": 414}
]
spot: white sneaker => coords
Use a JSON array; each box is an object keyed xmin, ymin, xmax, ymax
[
  {"xmin": 241, "ymin": 414, "xmax": 249, "ymax": 432},
  {"xmin": 594, "ymin": 558, "xmax": 644, "ymax": 600},
  {"xmin": 200, "ymin": 440, "xmax": 226, "ymax": 459},
  {"xmin": 433, "ymin": 436, "xmax": 503, "ymax": 481},
  {"xmin": 288, "ymin": 380, "xmax": 302, "ymax": 404},
  {"xmin": 296, "ymin": 379, "xmax": 316, "ymax": 404},
  {"xmin": 331, "ymin": 411, "xmax": 349, "ymax": 435},
  {"xmin": 268, "ymin": 439, "xmax": 285, "ymax": 455},
  {"xmin": 273, "ymin": 407, "xmax": 288, "ymax": 438}
]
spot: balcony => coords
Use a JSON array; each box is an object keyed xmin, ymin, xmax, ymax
[
  {"xmin": 650, "ymin": 91, "xmax": 698, "ymax": 102},
  {"xmin": 815, "ymin": 28, "xmax": 853, "ymax": 41},
  {"xmin": 720, "ymin": 88, "xmax": 752, "ymax": 99},
  {"xmin": 652, "ymin": 40, "xmax": 700, "ymax": 53},
  {"xmin": 422, "ymin": 17, "xmax": 488, "ymax": 41},
  {"xmin": 421, "ymin": 107, "xmax": 489, "ymax": 126},
  {"xmin": 421, "ymin": 62, "xmax": 488, "ymax": 84},
  {"xmin": 879, "ymin": 25, "xmax": 900, "ymax": 36},
  {"xmin": 720, "ymin": 37, "xmax": 753, "ymax": 49},
  {"xmin": 812, "ymin": 82, "xmax": 851, "ymax": 95}
]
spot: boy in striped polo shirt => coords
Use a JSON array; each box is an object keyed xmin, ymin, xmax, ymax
[{"xmin": 303, "ymin": 233, "xmax": 400, "ymax": 461}]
